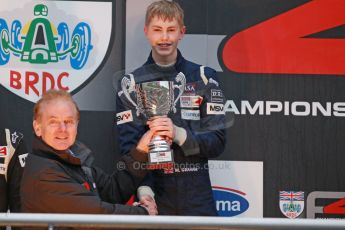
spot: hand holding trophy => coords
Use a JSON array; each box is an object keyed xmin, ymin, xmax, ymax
[{"xmin": 120, "ymin": 73, "xmax": 186, "ymax": 169}]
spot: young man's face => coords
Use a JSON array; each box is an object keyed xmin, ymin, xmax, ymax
[
  {"xmin": 144, "ymin": 16, "xmax": 185, "ymax": 64},
  {"xmin": 33, "ymin": 99, "xmax": 78, "ymax": 151}
]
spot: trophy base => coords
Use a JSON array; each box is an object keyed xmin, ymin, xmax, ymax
[
  {"xmin": 147, "ymin": 150, "xmax": 174, "ymax": 170},
  {"xmin": 147, "ymin": 162, "xmax": 174, "ymax": 170}
]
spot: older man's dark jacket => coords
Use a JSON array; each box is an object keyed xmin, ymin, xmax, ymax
[{"xmin": 21, "ymin": 136, "xmax": 148, "ymax": 215}]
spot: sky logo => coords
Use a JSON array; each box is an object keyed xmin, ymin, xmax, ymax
[{"xmin": 212, "ymin": 186, "xmax": 249, "ymax": 217}]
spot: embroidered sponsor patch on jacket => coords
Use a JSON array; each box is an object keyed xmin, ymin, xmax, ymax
[
  {"xmin": 0, "ymin": 146, "xmax": 7, "ymax": 156},
  {"xmin": 18, "ymin": 153, "xmax": 29, "ymax": 167},
  {"xmin": 207, "ymin": 103, "xmax": 225, "ymax": 115},
  {"xmin": 180, "ymin": 96, "xmax": 203, "ymax": 108},
  {"xmin": 0, "ymin": 146, "xmax": 7, "ymax": 164},
  {"xmin": 0, "ymin": 146, "xmax": 7, "ymax": 174},
  {"xmin": 183, "ymin": 83, "xmax": 196, "ymax": 95},
  {"xmin": 11, "ymin": 131, "xmax": 23, "ymax": 145},
  {"xmin": 210, "ymin": 89, "xmax": 224, "ymax": 103},
  {"xmin": 181, "ymin": 109, "xmax": 200, "ymax": 120},
  {"xmin": 82, "ymin": 182, "xmax": 91, "ymax": 191},
  {"xmin": 116, "ymin": 110, "xmax": 133, "ymax": 125}
]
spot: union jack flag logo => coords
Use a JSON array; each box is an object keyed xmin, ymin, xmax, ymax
[{"xmin": 280, "ymin": 191, "xmax": 304, "ymax": 201}]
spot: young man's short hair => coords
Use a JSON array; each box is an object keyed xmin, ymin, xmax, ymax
[{"xmin": 145, "ymin": 0, "xmax": 184, "ymax": 27}]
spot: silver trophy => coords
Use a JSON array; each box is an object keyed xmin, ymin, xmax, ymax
[{"xmin": 120, "ymin": 73, "xmax": 186, "ymax": 168}]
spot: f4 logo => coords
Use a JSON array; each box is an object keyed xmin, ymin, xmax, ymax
[
  {"xmin": 222, "ymin": 0, "xmax": 345, "ymax": 75},
  {"xmin": 307, "ymin": 191, "xmax": 345, "ymax": 218}
]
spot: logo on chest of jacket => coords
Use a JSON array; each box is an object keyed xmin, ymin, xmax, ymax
[
  {"xmin": 82, "ymin": 182, "xmax": 91, "ymax": 191},
  {"xmin": 211, "ymin": 89, "xmax": 224, "ymax": 103},
  {"xmin": 180, "ymin": 96, "xmax": 203, "ymax": 108},
  {"xmin": 18, "ymin": 153, "xmax": 29, "ymax": 167},
  {"xmin": 0, "ymin": 146, "xmax": 8, "ymax": 174},
  {"xmin": 183, "ymin": 83, "xmax": 196, "ymax": 95},
  {"xmin": 181, "ymin": 109, "xmax": 200, "ymax": 120},
  {"xmin": 0, "ymin": 146, "xmax": 8, "ymax": 164},
  {"xmin": 116, "ymin": 110, "xmax": 133, "ymax": 125},
  {"xmin": 0, "ymin": 146, "xmax": 8, "ymax": 157},
  {"xmin": 207, "ymin": 103, "xmax": 225, "ymax": 115}
]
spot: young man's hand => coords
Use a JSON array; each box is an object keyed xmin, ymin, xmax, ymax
[
  {"xmin": 147, "ymin": 116, "xmax": 175, "ymax": 142},
  {"xmin": 147, "ymin": 116, "xmax": 187, "ymax": 146}
]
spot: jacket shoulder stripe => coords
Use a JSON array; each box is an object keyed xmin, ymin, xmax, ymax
[{"xmin": 199, "ymin": 66, "xmax": 208, "ymax": 85}]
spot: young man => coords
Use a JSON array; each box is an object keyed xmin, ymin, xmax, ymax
[
  {"xmin": 0, "ymin": 128, "xmax": 28, "ymax": 213},
  {"xmin": 21, "ymin": 90, "xmax": 157, "ymax": 215},
  {"xmin": 116, "ymin": 0, "xmax": 226, "ymax": 215}
]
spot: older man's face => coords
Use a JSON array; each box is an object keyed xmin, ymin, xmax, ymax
[{"xmin": 33, "ymin": 99, "xmax": 78, "ymax": 151}]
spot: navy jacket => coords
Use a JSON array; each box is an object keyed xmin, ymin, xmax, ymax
[{"xmin": 116, "ymin": 50, "xmax": 226, "ymax": 215}]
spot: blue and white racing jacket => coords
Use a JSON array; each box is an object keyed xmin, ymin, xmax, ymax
[
  {"xmin": 115, "ymin": 50, "xmax": 226, "ymax": 215},
  {"xmin": 0, "ymin": 129, "xmax": 28, "ymax": 213}
]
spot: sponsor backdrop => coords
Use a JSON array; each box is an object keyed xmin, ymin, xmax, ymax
[
  {"xmin": 209, "ymin": 160, "xmax": 263, "ymax": 217},
  {"xmin": 1, "ymin": 0, "xmax": 345, "ymax": 218}
]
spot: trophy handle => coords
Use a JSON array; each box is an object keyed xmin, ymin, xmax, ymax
[
  {"xmin": 173, "ymin": 72, "xmax": 186, "ymax": 113},
  {"xmin": 120, "ymin": 75, "xmax": 139, "ymax": 116}
]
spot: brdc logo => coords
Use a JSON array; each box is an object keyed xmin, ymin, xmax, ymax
[
  {"xmin": 0, "ymin": 4, "xmax": 92, "ymax": 68},
  {"xmin": 0, "ymin": 1, "xmax": 112, "ymax": 102}
]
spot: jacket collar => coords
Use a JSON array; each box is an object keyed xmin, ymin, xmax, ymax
[
  {"xmin": 144, "ymin": 49, "xmax": 184, "ymax": 71},
  {"xmin": 32, "ymin": 135, "xmax": 94, "ymax": 166}
]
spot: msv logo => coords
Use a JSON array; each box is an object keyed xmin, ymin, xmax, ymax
[
  {"xmin": 0, "ymin": 0, "xmax": 112, "ymax": 102},
  {"xmin": 212, "ymin": 186, "xmax": 249, "ymax": 217}
]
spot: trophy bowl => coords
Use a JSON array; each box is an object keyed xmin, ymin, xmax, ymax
[
  {"xmin": 120, "ymin": 73, "xmax": 186, "ymax": 169},
  {"xmin": 136, "ymin": 81, "xmax": 174, "ymax": 118},
  {"xmin": 135, "ymin": 81, "xmax": 175, "ymax": 168}
]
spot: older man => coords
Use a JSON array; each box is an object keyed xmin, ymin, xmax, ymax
[{"xmin": 21, "ymin": 90, "xmax": 156, "ymax": 215}]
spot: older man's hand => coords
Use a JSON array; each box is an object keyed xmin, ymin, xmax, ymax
[{"xmin": 137, "ymin": 195, "xmax": 158, "ymax": 215}]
